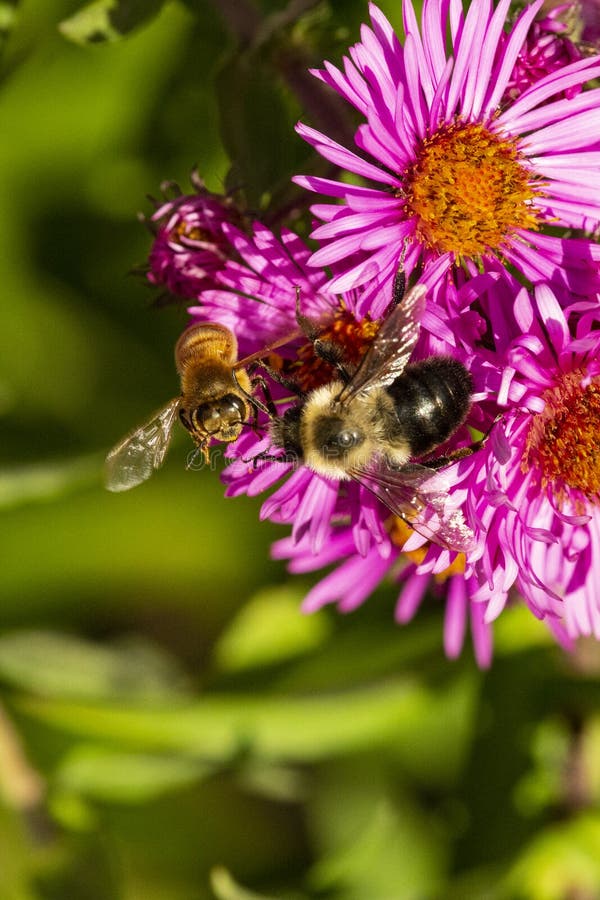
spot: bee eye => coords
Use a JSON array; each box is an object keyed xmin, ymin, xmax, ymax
[
  {"xmin": 323, "ymin": 428, "xmax": 363, "ymax": 457},
  {"xmin": 221, "ymin": 394, "xmax": 246, "ymax": 419},
  {"xmin": 197, "ymin": 404, "xmax": 220, "ymax": 425},
  {"xmin": 337, "ymin": 429, "xmax": 361, "ymax": 449}
]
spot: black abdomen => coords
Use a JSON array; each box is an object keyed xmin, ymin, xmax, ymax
[{"xmin": 386, "ymin": 357, "xmax": 473, "ymax": 457}]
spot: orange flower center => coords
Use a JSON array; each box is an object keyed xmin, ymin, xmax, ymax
[
  {"xmin": 523, "ymin": 370, "xmax": 600, "ymax": 503},
  {"xmin": 403, "ymin": 122, "xmax": 543, "ymax": 258},
  {"xmin": 173, "ymin": 222, "xmax": 209, "ymax": 243},
  {"xmin": 388, "ymin": 517, "xmax": 466, "ymax": 581},
  {"xmin": 282, "ymin": 307, "xmax": 380, "ymax": 393}
]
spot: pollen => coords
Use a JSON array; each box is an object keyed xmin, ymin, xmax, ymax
[
  {"xmin": 388, "ymin": 516, "xmax": 466, "ymax": 578},
  {"xmin": 523, "ymin": 370, "xmax": 600, "ymax": 503},
  {"xmin": 173, "ymin": 221, "xmax": 207, "ymax": 243},
  {"xmin": 284, "ymin": 308, "xmax": 380, "ymax": 393},
  {"xmin": 403, "ymin": 122, "xmax": 542, "ymax": 259},
  {"xmin": 388, "ymin": 517, "xmax": 428, "ymax": 565}
]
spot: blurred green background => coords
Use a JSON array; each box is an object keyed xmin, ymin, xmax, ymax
[{"xmin": 2, "ymin": 1, "xmax": 600, "ymax": 898}]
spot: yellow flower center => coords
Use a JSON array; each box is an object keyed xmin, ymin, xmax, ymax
[
  {"xmin": 173, "ymin": 222, "xmax": 208, "ymax": 243},
  {"xmin": 523, "ymin": 370, "xmax": 600, "ymax": 503},
  {"xmin": 403, "ymin": 122, "xmax": 542, "ymax": 258}
]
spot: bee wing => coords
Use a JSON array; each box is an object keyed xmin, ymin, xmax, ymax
[
  {"xmin": 105, "ymin": 399, "xmax": 181, "ymax": 492},
  {"xmin": 336, "ymin": 283, "xmax": 426, "ymax": 404},
  {"xmin": 348, "ymin": 458, "xmax": 475, "ymax": 554}
]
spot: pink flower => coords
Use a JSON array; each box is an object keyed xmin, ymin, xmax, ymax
[
  {"xmin": 502, "ymin": 3, "xmax": 582, "ymax": 102},
  {"xmin": 186, "ymin": 223, "xmax": 487, "ymax": 562},
  {"xmin": 467, "ymin": 285, "xmax": 600, "ymax": 642},
  {"xmin": 147, "ymin": 177, "xmax": 243, "ymax": 300},
  {"xmin": 293, "ymin": 0, "xmax": 600, "ymax": 300},
  {"xmin": 581, "ymin": 0, "xmax": 600, "ymax": 47},
  {"xmin": 278, "ymin": 281, "xmax": 600, "ymax": 663}
]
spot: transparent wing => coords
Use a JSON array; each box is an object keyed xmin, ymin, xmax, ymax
[
  {"xmin": 348, "ymin": 457, "xmax": 475, "ymax": 553},
  {"xmin": 104, "ymin": 399, "xmax": 181, "ymax": 492},
  {"xmin": 336, "ymin": 283, "xmax": 426, "ymax": 404}
]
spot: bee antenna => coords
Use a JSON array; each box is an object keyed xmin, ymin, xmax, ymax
[
  {"xmin": 186, "ymin": 446, "xmax": 205, "ymax": 471},
  {"xmin": 294, "ymin": 285, "xmax": 322, "ymax": 344}
]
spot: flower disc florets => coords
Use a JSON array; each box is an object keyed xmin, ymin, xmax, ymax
[
  {"xmin": 523, "ymin": 370, "xmax": 600, "ymax": 503},
  {"xmin": 404, "ymin": 122, "xmax": 541, "ymax": 258}
]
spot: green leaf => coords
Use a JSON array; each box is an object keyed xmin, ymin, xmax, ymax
[
  {"xmin": 0, "ymin": 1, "xmax": 19, "ymax": 56},
  {"xmin": 308, "ymin": 758, "xmax": 446, "ymax": 900},
  {"xmin": 216, "ymin": 49, "xmax": 305, "ymax": 209},
  {"xmin": 312, "ymin": 800, "xmax": 444, "ymax": 900},
  {"xmin": 15, "ymin": 679, "xmax": 436, "ymax": 763},
  {"xmin": 513, "ymin": 717, "xmax": 570, "ymax": 816},
  {"xmin": 494, "ymin": 605, "xmax": 557, "ymax": 655},
  {"xmin": 504, "ymin": 813, "xmax": 600, "ymax": 900},
  {"xmin": 59, "ymin": 0, "xmax": 164, "ymax": 45},
  {"xmin": 0, "ymin": 630, "xmax": 190, "ymax": 701},
  {"xmin": 56, "ymin": 745, "xmax": 211, "ymax": 803},
  {"xmin": 0, "ymin": 455, "xmax": 100, "ymax": 509},
  {"xmin": 210, "ymin": 866, "xmax": 284, "ymax": 900},
  {"xmin": 214, "ymin": 585, "xmax": 331, "ymax": 673}
]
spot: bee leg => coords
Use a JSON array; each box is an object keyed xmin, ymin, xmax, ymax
[
  {"xmin": 295, "ymin": 286, "xmax": 352, "ymax": 382},
  {"xmin": 383, "ymin": 256, "xmax": 411, "ymax": 314},
  {"xmin": 179, "ymin": 407, "xmax": 192, "ymax": 430},
  {"xmin": 428, "ymin": 414, "xmax": 504, "ymax": 469},
  {"xmin": 428, "ymin": 446, "xmax": 476, "ymax": 469},
  {"xmin": 294, "ymin": 286, "xmax": 321, "ymax": 342},
  {"xmin": 294, "ymin": 287, "xmax": 351, "ymax": 380},
  {"xmin": 390, "ymin": 266, "xmax": 406, "ymax": 309},
  {"xmin": 232, "ymin": 369, "xmax": 286, "ymax": 417},
  {"xmin": 249, "ymin": 374, "xmax": 278, "ymax": 419},
  {"xmin": 256, "ymin": 361, "xmax": 307, "ymax": 396},
  {"xmin": 311, "ymin": 339, "xmax": 352, "ymax": 383},
  {"xmin": 244, "ymin": 449, "xmax": 298, "ymax": 469}
]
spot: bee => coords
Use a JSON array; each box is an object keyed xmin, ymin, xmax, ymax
[
  {"xmin": 105, "ymin": 322, "xmax": 279, "ymax": 492},
  {"xmin": 265, "ymin": 275, "xmax": 475, "ymax": 552}
]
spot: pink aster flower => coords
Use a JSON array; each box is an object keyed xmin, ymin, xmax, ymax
[
  {"xmin": 186, "ymin": 221, "xmax": 490, "ymax": 563},
  {"xmin": 581, "ymin": 0, "xmax": 600, "ymax": 47},
  {"xmin": 467, "ymin": 284, "xmax": 600, "ymax": 642},
  {"xmin": 503, "ymin": 3, "xmax": 582, "ymax": 102},
  {"xmin": 272, "ymin": 525, "xmax": 494, "ymax": 668},
  {"xmin": 278, "ymin": 280, "xmax": 600, "ymax": 663},
  {"xmin": 146, "ymin": 176, "xmax": 243, "ymax": 300},
  {"xmin": 293, "ymin": 0, "xmax": 600, "ymax": 300}
]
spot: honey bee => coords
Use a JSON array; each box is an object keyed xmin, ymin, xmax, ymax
[
  {"xmin": 105, "ymin": 323, "xmax": 277, "ymax": 492},
  {"xmin": 265, "ymin": 276, "xmax": 476, "ymax": 552}
]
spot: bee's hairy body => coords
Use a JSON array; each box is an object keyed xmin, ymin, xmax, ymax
[
  {"xmin": 105, "ymin": 321, "xmax": 258, "ymax": 492},
  {"xmin": 270, "ymin": 356, "xmax": 472, "ymax": 478}
]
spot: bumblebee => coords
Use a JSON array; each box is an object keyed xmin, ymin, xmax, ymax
[{"xmin": 266, "ymin": 276, "xmax": 475, "ymax": 552}]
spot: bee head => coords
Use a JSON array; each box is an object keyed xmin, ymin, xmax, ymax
[
  {"xmin": 320, "ymin": 419, "xmax": 364, "ymax": 458},
  {"xmin": 303, "ymin": 412, "xmax": 371, "ymax": 477},
  {"xmin": 182, "ymin": 393, "xmax": 248, "ymax": 443}
]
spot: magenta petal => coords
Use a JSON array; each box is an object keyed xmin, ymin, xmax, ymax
[
  {"xmin": 470, "ymin": 602, "xmax": 493, "ymax": 669},
  {"xmin": 394, "ymin": 570, "xmax": 430, "ymax": 622},
  {"xmin": 443, "ymin": 576, "xmax": 468, "ymax": 659}
]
